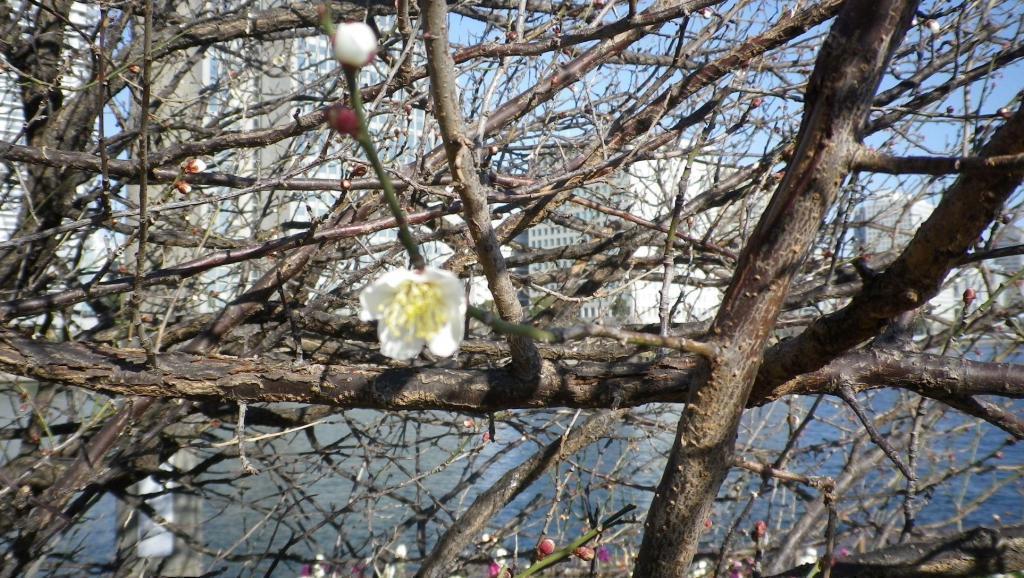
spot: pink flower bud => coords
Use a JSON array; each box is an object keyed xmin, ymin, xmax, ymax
[
  {"xmin": 537, "ymin": 538, "xmax": 556, "ymax": 558},
  {"xmin": 328, "ymin": 105, "xmax": 360, "ymax": 137},
  {"xmin": 962, "ymin": 287, "xmax": 976, "ymax": 304},
  {"xmin": 754, "ymin": 520, "xmax": 767, "ymax": 539},
  {"xmin": 574, "ymin": 546, "xmax": 595, "ymax": 561}
]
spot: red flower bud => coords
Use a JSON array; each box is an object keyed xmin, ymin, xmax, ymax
[
  {"xmin": 751, "ymin": 97, "xmax": 764, "ymax": 108},
  {"xmin": 754, "ymin": 520, "xmax": 767, "ymax": 539},
  {"xmin": 328, "ymin": 105, "xmax": 360, "ymax": 137},
  {"xmin": 962, "ymin": 287, "xmax": 976, "ymax": 304},
  {"xmin": 704, "ymin": 518, "xmax": 713, "ymax": 529},
  {"xmin": 574, "ymin": 546, "xmax": 595, "ymax": 561},
  {"xmin": 537, "ymin": 538, "xmax": 556, "ymax": 558}
]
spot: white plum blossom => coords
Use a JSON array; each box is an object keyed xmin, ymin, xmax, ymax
[
  {"xmin": 360, "ymin": 267, "xmax": 466, "ymax": 360},
  {"xmin": 333, "ymin": 22, "xmax": 377, "ymax": 67}
]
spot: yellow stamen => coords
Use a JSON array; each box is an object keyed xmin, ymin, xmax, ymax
[{"xmin": 380, "ymin": 280, "xmax": 449, "ymax": 340}]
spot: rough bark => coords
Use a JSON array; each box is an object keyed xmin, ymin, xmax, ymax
[
  {"xmin": 632, "ymin": 2, "xmax": 919, "ymax": 575},
  {"xmin": 758, "ymin": 102, "xmax": 1024, "ymax": 396},
  {"xmin": 0, "ymin": 332, "xmax": 1019, "ymax": 417},
  {"xmin": 421, "ymin": 0, "xmax": 540, "ymax": 378},
  {"xmin": 770, "ymin": 525, "xmax": 1024, "ymax": 578}
]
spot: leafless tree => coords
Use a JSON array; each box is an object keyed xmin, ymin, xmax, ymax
[{"xmin": 0, "ymin": 0, "xmax": 1022, "ymax": 576}]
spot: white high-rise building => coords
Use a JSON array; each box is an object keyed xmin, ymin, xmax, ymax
[
  {"xmin": 517, "ymin": 155, "xmax": 724, "ymax": 324},
  {"xmin": 853, "ymin": 190, "xmax": 934, "ymax": 254}
]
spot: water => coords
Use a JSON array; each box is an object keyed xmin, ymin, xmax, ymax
[{"xmin": 9, "ymin": 353, "xmax": 1022, "ymax": 576}]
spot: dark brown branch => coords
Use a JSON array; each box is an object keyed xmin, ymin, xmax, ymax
[
  {"xmin": 421, "ymin": 0, "xmax": 540, "ymax": 378},
  {"xmin": 770, "ymin": 525, "xmax": 1024, "ymax": 578},
  {"xmin": 837, "ymin": 384, "xmax": 914, "ymax": 480},
  {"xmin": 0, "ymin": 333, "xmax": 1019, "ymax": 415},
  {"xmin": 852, "ymin": 146, "xmax": 1024, "ymax": 175},
  {"xmin": 634, "ymin": 2, "xmax": 918, "ymax": 574},
  {"xmin": 0, "ymin": 205, "xmax": 457, "ymax": 321},
  {"xmin": 759, "ymin": 102, "xmax": 1024, "ymax": 396}
]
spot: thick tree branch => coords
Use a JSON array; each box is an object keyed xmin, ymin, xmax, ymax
[
  {"xmin": 633, "ymin": 2, "xmax": 918, "ymax": 575},
  {"xmin": 758, "ymin": 101, "xmax": 1024, "ymax": 396},
  {"xmin": 0, "ymin": 334, "xmax": 1019, "ymax": 415},
  {"xmin": 770, "ymin": 525, "xmax": 1024, "ymax": 578},
  {"xmin": 421, "ymin": 0, "xmax": 540, "ymax": 378}
]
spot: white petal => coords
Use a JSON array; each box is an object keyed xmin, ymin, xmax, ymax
[
  {"xmin": 378, "ymin": 322, "xmax": 425, "ymax": 360},
  {"xmin": 359, "ymin": 269, "xmax": 417, "ymax": 321},
  {"xmin": 422, "ymin": 267, "xmax": 467, "ymax": 310},
  {"xmin": 426, "ymin": 315, "xmax": 463, "ymax": 357},
  {"xmin": 359, "ymin": 282, "xmax": 393, "ymax": 322},
  {"xmin": 378, "ymin": 268, "xmax": 420, "ymax": 288},
  {"xmin": 334, "ymin": 22, "xmax": 377, "ymax": 67}
]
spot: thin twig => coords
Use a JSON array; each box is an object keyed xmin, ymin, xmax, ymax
[{"xmin": 838, "ymin": 383, "xmax": 914, "ymax": 480}]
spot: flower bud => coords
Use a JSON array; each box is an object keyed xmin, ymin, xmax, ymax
[
  {"xmin": 574, "ymin": 546, "xmax": 595, "ymax": 561},
  {"xmin": 536, "ymin": 538, "xmax": 556, "ymax": 559},
  {"xmin": 998, "ymin": 107, "xmax": 1013, "ymax": 120},
  {"xmin": 962, "ymin": 287, "xmax": 976, "ymax": 304},
  {"xmin": 924, "ymin": 19, "xmax": 940, "ymax": 34},
  {"xmin": 175, "ymin": 180, "xmax": 192, "ymax": 195},
  {"xmin": 751, "ymin": 97, "xmax": 764, "ymax": 108},
  {"xmin": 328, "ymin": 104, "xmax": 360, "ymax": 137},
  {"xmin": 754, "ymin": 520, "xmax": 767, "ymax": 540},
  {"xmin": 333, "ymin": 22, "xmax": 377, "ymax": 67},
  {"xmin": 184, "ymin": 158, "xmax": 207, "ymax": 174}
]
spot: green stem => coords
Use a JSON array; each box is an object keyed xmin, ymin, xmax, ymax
[
  {"xmin": 518, "ymin": 504, "xmax": 637, "ymax": 577},
  {"xmin": 342, "ymin": 66, "xmax": 425, "ymax": 270},
  {"xmin": 468, "ymin": 305, "xmax": 557, "ymax": 343}
]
